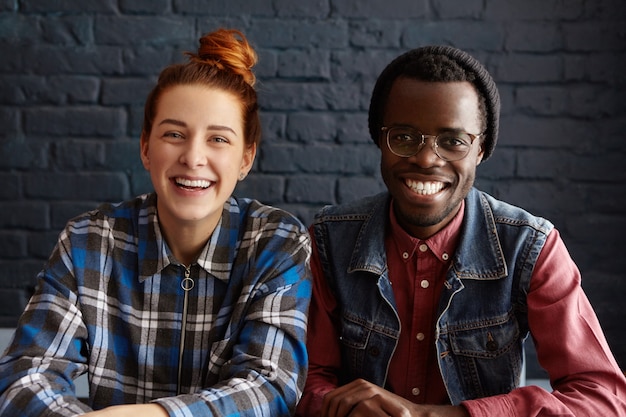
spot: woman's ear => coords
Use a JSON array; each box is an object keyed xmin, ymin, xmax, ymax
[
  {"xmin": 140, "ymin": 131, "xmax": 150, "ymax": 170},
  {"xmin": 240, "ymin": 143, "xmax": 257, "ymax": 178}
]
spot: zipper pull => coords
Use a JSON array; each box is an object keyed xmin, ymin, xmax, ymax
[{"xmin": 181, "ymin": 265, "xmax": 194, "ymax": 291}]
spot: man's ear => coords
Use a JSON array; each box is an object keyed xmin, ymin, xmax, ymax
[{"xmin": 475, "ymin": 140, "xmax": 485, "ymax": 166}]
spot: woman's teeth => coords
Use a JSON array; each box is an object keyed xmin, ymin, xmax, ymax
[
  {"xmin": 405, "ymin": 179, "xmax": 444, "ymax": 195},
  {"xmin": 175, "ymin": 178, "xmax": 211, "ymax": 189}
]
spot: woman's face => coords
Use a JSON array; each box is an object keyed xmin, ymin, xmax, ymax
[{"xmin": 140, "ymin": 84, "xmax": 255, "ymax": 237}]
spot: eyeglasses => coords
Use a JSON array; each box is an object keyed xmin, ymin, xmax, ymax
[{"xmin": 381, "ymin": 126, "xmax": 483, "ymax": 162}]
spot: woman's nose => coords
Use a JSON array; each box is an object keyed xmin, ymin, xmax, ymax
[{"xmin": 179, "ymin": 138, "xmax": 207, "ymax": 168}]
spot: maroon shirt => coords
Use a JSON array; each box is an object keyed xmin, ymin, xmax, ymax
[{"xmin": 383, "ymin": 200, "xmax": 463, "ymax": 403}]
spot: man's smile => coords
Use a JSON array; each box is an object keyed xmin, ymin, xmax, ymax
[{"xmin": 404, "ymin": 179, "xmax": 446, "ymax": 195}]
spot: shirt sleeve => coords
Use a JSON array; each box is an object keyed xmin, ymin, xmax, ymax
[
  {"xmin": 296, "ymin": 231, "xmax": 342, "ymax": 417},
  {"xmin": 0, "ymin": 231, "xmax": 94, "ymax": 416},
  {"xmin": 462, "ymin": 228, "xmax": 626, "ymax": 417}
]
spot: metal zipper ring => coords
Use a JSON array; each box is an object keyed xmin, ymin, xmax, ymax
[{"xmin": 181, "ymin": 277, "xmax": 195, "ymax": 291}]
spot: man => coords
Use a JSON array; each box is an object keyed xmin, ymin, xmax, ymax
[{"xmin": 296, "ymin": 46, "xmax": 626, "ymax": 417}]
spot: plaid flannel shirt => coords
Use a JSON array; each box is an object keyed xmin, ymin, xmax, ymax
[{"xmin": 0, "ymin": 193, "xmax": 312, "ymax": 417}]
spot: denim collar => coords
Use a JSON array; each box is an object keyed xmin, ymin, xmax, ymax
[{"xmin": 348, "ymin": 188, "xmax": 508, "ymax": 281}]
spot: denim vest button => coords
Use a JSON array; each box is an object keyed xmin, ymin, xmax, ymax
[
  {"xmin": 486, "ymin": 340, "xmax": 498, "ymax": 351},
  {"xmin": 369, "ymin": 346, "xmax": 380, "ymax": 356}
]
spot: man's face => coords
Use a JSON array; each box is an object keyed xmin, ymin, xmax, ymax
[{"xmin": 380, "ymin": 77, "xmax": 485, "ymax": 239}]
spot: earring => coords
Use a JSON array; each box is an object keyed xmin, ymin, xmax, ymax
[{"xmin": 239, "ymin": 173, "xmax": 245, "ymax": 181}]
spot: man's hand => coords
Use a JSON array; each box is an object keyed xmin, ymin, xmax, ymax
[{"xmin": 322, "ymin": 379, "xmax": 470, "ymax": 417}]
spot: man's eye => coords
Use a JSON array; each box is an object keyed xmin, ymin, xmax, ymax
[
  {"xmin": 395, "ymin": 134, "xmax": 418, "ymax": 142},
  {"xmin": 439, "ymin": 135, "xmax": 469, "ymax": 147}
]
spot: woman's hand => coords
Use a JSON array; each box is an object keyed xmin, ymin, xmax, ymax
[{"xmin": 82, "ymin": 404, "xmax": 169, "ymax": 417}]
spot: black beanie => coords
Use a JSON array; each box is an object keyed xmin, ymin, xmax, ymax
[{"xmin": 368, "ymin": 45, "xmax": 501, "ymax": 160}]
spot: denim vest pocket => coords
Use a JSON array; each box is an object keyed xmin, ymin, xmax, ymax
[
  {"xmin": 339, "ymin": 313, "xmax": 370, "ymax": 373},
  {"xmin": 341, "ymin": 310, "xmax": 402, "ymax": 385},
  {"xmin": 446, "ymin": 313, "xmax": 523, "ymax": 398}
]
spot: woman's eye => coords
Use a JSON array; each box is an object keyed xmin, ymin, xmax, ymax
[
  {"xmin": 164, "ymin": 132, "xmax": 184, "ymax": 139},
  {"xmin": 211, "ymin": 136, "xmax": 229, "ymax": 144}
]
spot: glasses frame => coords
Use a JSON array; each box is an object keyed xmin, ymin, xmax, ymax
[{"xmin": 381, "ymin": 126, "xmax": 483, "ymax": 162}]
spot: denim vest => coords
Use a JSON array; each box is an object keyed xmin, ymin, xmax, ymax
[{"xmin": 312, "ymin": 188, "xmax": 553, "ymax": 405}]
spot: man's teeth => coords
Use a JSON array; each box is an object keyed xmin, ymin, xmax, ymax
[
  {"xmin": 405, "ymin": 179, "xmax": 444, "ymax": 195},
  {"xmin": 175, "ymin": 178, "xmax": 211, "ymax": 188}
]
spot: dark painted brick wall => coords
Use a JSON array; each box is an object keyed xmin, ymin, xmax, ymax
[{"xmin": 1, "ymin": 0, "xmax": 625, "ymax": 378}]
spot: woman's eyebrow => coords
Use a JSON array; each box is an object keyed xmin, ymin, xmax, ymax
[
  {"xmin": 207, "ymin": 124, "xmax": 237, "ymax": 135},
  {"xmin": 158, "ymin": 119, "xmax": 236, "ymax": 135},
  {"xmin": 158, "ymin": 118, "xmax": 186, "ymax": 127}
]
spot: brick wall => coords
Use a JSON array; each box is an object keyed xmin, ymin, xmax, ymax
[{"xmin": 1, "ymin": 0, "xmax": 625, "ymax": 377}]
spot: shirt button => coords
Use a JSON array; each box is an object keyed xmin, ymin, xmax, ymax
[
  {"xmin": 416, "ymin": 332, "xmax": 425, "ymax": 341},
  {"xmin": 411, "ymin": 387, "xmax": 421, "ymax": 396},
  {"xmin": 402, "ymin": 252, "xmax": 409, "ymax": 259},
  {"xmin": 442, "ymin": 253, "xmax": 449, "ymax": 260},
  {"xmin": 419, "ymin": 244, "xmax": 428, "ymax": 252},
  {"xmin": 420, "ymin": 279, "xmax": 429, "ymax": 289}
]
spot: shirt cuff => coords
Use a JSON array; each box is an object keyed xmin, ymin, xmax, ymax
[{"xmin": 461, "ymin": 393, "xmax": 515, "ymax": 417}]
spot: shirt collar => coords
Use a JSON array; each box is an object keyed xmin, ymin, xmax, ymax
[
  {"xmin": 388, "ymin": 199, "xmax": 465, "ymax": 263},
  {"xmin": 194, "ymin": 197, "xmax": 239, "ymax": 283},
  {"xmin": 138, "ymin": 194, "xmax": 238, "ymax": 283}
]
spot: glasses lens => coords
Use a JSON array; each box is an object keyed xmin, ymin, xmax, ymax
[
  {"xmin": 387, "ymin": 128, "xmax": 423, "ymax": 157},
  {"xmin": 435, "ymin": 132, "xmax": 472, "ymax": 161}
]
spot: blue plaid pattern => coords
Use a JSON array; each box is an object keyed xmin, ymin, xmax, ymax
[{"xmin": 0, "ymin": 193, "xmax": 312, "ymax": 417}]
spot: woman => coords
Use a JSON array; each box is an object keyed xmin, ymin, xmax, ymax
[{"xmin": 0, "ymin": 29, "xmax": 311, "ymax": 417}]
